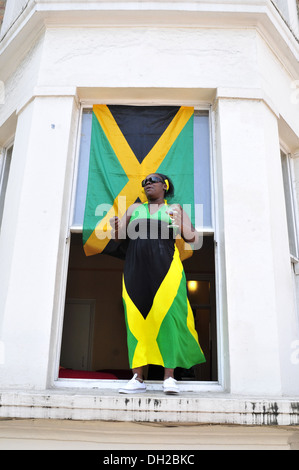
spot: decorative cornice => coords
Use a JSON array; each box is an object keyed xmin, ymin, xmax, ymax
[
  {"xmin": 215, "ymin": 86, "xmax": 280, "ymax": 117},
  {"xmin": 0, "ymin": 1, "xmax": 298, "ymax": 77}
]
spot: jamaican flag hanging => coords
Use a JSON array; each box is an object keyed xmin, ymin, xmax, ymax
[{"xmin": 83, "ymin": 104, "xmax": 195, "ymax": 259}]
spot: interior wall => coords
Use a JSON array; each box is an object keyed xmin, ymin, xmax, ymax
[{"xmin": 65, "ymin": 233, "xmax": 127, "ymax": 371}]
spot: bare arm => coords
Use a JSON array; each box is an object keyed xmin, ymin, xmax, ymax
[{"xmin": 170, "ymin": 204, "xmax": 200, "ymax": 245}]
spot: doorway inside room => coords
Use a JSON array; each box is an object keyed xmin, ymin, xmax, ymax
[{"xmin": 59, "ymin": 233, "xmax": 218, "ymax": 383}]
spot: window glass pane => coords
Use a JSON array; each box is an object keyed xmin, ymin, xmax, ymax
[
  {"xmin": 72, "ymin": 108, "xmax": 212, "ymax": 230},
  {"xmin": 194, "ymin": 111, "xmax": 212, "ymax": 228},
  {"xmin": 72, "ymin": 110, "xmax": 92, "ymax": 227},
  {"xmin": 0, "ymin": 146, "xmax": 13, "ymax": 231},
  {"xmin": 272, "ymin": 0, "xmax": 290, "ymax": 23},
  {"xmin": 281, "ymin": 151, "xmax": 298, "ymax": 258}
]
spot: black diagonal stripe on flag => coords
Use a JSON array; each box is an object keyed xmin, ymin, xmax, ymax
[{"xmin": 108, "ymin": 105, "xmax": 180, "ymax": 163}]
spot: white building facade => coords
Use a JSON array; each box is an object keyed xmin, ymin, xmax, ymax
[{"xmin": 0, "ymin": 0, "xmax": 299, "ymax": 425}]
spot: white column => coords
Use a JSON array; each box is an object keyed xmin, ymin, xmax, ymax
[
  {"xmin": 0, "ymin": 95, "xmax": 78, "ymax": 390},
  {"xmin": 216, "ymin": 97, "xmax": 298, "ymax": 396}
]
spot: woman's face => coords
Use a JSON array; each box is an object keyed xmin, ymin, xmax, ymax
[{"xmin": 143, "ymin": 174, "xmax": 166, "ymax": 199}]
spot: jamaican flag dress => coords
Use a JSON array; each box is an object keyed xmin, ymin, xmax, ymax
[{"xmin": 122, "ymin": 202, "xmax": 206, "ymax": 370}]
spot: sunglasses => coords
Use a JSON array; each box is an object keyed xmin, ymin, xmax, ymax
[{"xmin": 141, "ymin": 176, "xmax": 164, "ymax": 187}]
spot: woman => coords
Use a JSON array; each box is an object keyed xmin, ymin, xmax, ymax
[{"xmin": 110, "ymin": 173, "xmax": 205, "ymax": 394}]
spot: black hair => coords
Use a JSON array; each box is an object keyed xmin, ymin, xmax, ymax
[{"xmin": 156, "ymin": 173, "xmax": 175, "ymax": 199}]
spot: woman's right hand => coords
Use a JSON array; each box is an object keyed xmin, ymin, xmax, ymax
[
  {"xmin": 110, "ymin": 203, "xmax": 142, "ymax": 240},
  {"xmin": 110, "ymin": 216, "xmax": 120, "ymax": 230}
]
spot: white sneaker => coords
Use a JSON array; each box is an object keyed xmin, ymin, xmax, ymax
[
  {"xmin": 119, "ymin": 374, "xmax": 147, "ymax": 394},
  {"xmin": 163, "ymin": 377, "xmax": 179, "ymax": 395}
]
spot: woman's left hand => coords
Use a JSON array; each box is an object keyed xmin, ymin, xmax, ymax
[
  {"xmin": 167, "ymin": 204, "xmax": 183, "ymax": 228},
  {"xmin": 168, "ymin": 204, "xmax": 199, "ymax": 244}
]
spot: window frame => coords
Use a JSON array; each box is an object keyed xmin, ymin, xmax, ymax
[
  {"xmin": 0, "ymin": 142, "xmax": 13, "ymax": 232},
  {"xmin": 281, "ymin": 148, "xmax": 299, "ymax": 262},
  {"xmin": 272, "ymin": 0, "xmax": 299, "ymax": 36},
  {"xmin": 53, "ymin": 101, "xmax": 225, "ymax": 393}
]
